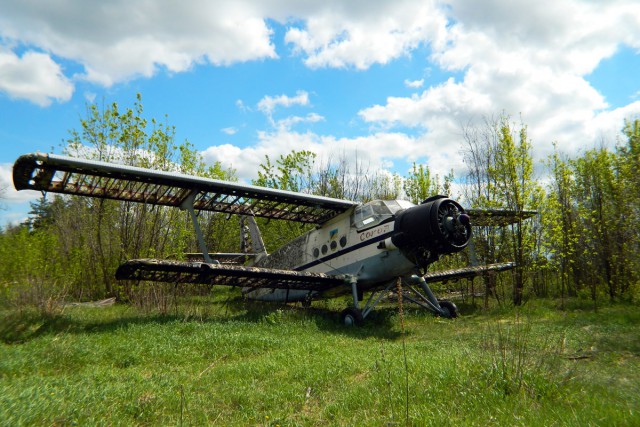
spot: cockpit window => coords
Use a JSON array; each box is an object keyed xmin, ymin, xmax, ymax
[{"xmin": 352, "ymin": 200, "xmax": 414, "ymax": 230}]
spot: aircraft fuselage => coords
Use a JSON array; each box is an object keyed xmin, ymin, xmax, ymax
[{"xmin": 245, "ymin": 197, "xmax": 470, "ymax": 302}]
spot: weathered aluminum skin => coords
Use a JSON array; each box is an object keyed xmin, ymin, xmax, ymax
[{"xmin": 245, "ymin": 209, "xmax": 416, "ymax": 301}]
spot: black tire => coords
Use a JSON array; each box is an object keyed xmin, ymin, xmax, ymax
[
  {"xmin": 438, "ymin": 300, "xmax": 458, "ymax": 319},
  {"xmin": 340, "ymin": 307, "xmax": 363, "ymax": 326}
]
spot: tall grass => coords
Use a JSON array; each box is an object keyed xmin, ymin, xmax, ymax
[{"xmin": 1, "ymin": 296, "xmax": 638, "ymax": 426}]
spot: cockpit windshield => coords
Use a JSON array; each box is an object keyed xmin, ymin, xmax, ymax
[{"xmin": 351, "ymin": 199, "xmax": 415, "ymax": 230}]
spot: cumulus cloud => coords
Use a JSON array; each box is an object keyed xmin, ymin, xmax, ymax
[
  {"xmin": 0, "ymin": 0, "xmax": 450, "ymax": 101},
  {"xmin": 256, "ymin": 90, "xmax": 316, "ymax": 128},
  {"xmin": 0, "ymin": 0, "xmax": 278, "ymax": 91},
  {"xmin": 404, "ymin": 79, "xmax": 424, "ymax": 89},
  {"xmin": 283, "ymin": 0, "xmax": 447, "ymax": 69},
  {"xmin": 359, "ymin": 0, "xmax": 640, "ymax": 168},
  {"xmin": 257, "ymin": 90, "xmax": 310, "ymax": 116},
  {"xmin": 221, "ymin": 127, "xmax": 238, "ymax": 135},
  {"xmin": 276, "ymin": 112, "xmax": 325, "ymax": 130},
  {"xmin": 1, "ymin": 0, "xmax": 640, "ymax": 192},
  {"xmin": 0, "ymin": 49, "xmax": 73, "ymax": 106},
  {"xmin": 201, "ymin": 126, "xmax": 445, "ymax": 185}
]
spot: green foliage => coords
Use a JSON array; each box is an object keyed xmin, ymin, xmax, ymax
[
  {"xmin": 253, "ymin": 150, "xmax": 318, "ymax": 251},
  {"xmin": 255, "ymin": 150, "xmax": 316, "ymax": 192},
  {"xmin": 0, "ymin": 225, "xmax": 80, "ymax": 309},
  {"xmin": 540, "ymin": 119, "xmax": 640, "ymax": 305},
  {"xmin": 462, "ymin": 114, "xmax": 544, "ymax": 306},
  {"xmin": 542, "ymin": 146, "xmax": 580, "ymax": 305},
  {"xmin": 0, "ymin": 94, "xmax": 235, "ymax": 305},
  {"xmin": 2, "ymin": 97, "xmax": 639, "ymax": 312},
  {"xmin": 404, "ymin": 163, "xmax": 454, "ymax": 204}
]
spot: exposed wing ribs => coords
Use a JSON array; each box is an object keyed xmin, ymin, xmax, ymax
[
  {"xmin": 423, "ymin": 262, "xmax": 515, "ymax": 283},
  {"xmin": 467, "ymin": 209, "xmax": 537, "ymax": 227},
  {"xmin": 13, "ymin": 153, "xmax": 357, "ymax": 224},
  {"xmin": 116, "ymin": 259, "xmax": 348, "ymax": 292}
]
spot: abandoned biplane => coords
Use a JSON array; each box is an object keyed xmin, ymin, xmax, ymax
[{"xmin": 13, "ymin": 153, "xmax": 532, "ymax": 325}]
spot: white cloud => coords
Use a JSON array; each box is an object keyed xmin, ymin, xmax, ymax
[
  {"xmin": 221, "ymin": 127, "xmax": 238, "ymax": 135},
  {"xmin": 235, "ymin": 99, "xmax": 251, "ymax": 112},
  {"xmin": 256, "ymin": 90, "xmax": 315, "ymax": 128},
  {"xmin": 1, "ymin": 0, "xmax": 639, "ymax": 193},
  {"xmin": 257, "ymin": 90, "xmax": 310, "ymax": 116},
  {"xmin": 359, "ymin": 0, "xmax": 640, "ymax": 170},
  {"xmin": 201, "ymin": 127, "xmax": 447, "ymax": 185},
  {"xmin": 1, "ymin": 0, "xmax": 448, "ymax": 88},
  {"xmin": 0, "ymin": 0, "xmax": 278, "ymax": 90},
  {"xmin": 0, "ymin": 49, "xmax": 73, "ymax": 106},
  {"xmin": 276, "ymin": 112, "xmax": 324, "ymax": 130},
  {"xmin": 404, "ymin": 79, "xmax": 424, "ymax": 89},
  {"xmin": 283, "ymin": 1, "xmax": 447, "ymax": 69}
]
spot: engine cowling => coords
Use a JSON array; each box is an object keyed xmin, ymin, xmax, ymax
[{"xmin": 391, "ymin": 196, "xmax": 471, "ymax": 265}]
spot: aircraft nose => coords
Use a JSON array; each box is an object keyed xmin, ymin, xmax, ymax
[{"xmin": 390, "ymin": 196, "xmax": 472, "ymax": 261}]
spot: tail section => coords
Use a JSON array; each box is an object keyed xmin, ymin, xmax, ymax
[{"xmin": 240, "ymin": 215, "xmax": 267, "ymax": 264}]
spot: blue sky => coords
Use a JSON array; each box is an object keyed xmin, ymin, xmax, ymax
[{"xmin": 1, "ymin": 0, "xmax": 639, "ymax": 226}]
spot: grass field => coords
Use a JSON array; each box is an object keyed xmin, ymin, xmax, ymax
[{"xmin": 1, "ymin": 293, "xmax": 638, "ymax": 426}]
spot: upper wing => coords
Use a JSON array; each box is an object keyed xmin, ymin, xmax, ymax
[
  {"xmin": 116, "ymin": 259, "xmax": 349, "ymax": 292},
  {"xmin": 13, "ymin": 153, "xmax": 357, "ymax": 224},
  {"xmin": 467, "ymin": 208, "xmax": 537, "ymax": 227}
]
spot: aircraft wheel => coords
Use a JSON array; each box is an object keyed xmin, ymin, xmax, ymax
[
  {"xmin": 341, "ymin": 307, "xmax": 363, "ymax": 326},
  {"xmin": 438, "ymin": 301, "xmax": 458, "ymax": 319}
]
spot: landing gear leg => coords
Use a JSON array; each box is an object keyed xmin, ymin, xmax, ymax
[
  {"xmin": 342, "ymin": 276, "xmax": 363, "ymax": 326},
  {"xmin": 402, "ymin": 275, "xmax": 458, "ymax": 318},
  {"xmin": 341, "ymin": 277, "xmax": 396, "ymax": 326}
]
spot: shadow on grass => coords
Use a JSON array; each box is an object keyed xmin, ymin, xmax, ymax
[
  {"xmin": 0, "ymin": 297, "xmax": 404, "ymax": 344},
  {"xmin": 231, "ymin": 299, "xmax": 403, "ymax": 340},
  {"xmin": 0, "ymin": 307, "xmax": 186, "ymax": 345}
]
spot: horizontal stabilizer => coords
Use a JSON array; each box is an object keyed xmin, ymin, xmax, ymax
[{"xmin": 116, "ymin": 259, "xmax": 348, "ymax": 292}]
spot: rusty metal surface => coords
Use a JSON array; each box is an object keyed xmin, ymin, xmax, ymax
[
  {"xmin": 115, "ymin": 259, "xmax": 348, "ymax": 292},
  {"xmin": 467, "ymin": 209, "xmax": 537, "ymax": 227},
  {"xmin": 13, "ymin": 153, "xmax": 357, "ymax": 224},
  {"xmin": 181, "ymin": 253, "xmax": 257, "ymax": 264},
  {"xmin": 423, "ymin": 262, "xmax": 515, "ymax": 283}
]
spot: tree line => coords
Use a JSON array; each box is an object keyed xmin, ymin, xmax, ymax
[{"xmin": 0, "ymin": 96, "xmax": 638, "ymax": 309}]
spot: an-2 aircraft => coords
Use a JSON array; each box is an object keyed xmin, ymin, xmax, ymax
[{"xmin": 13, "ymin": 153, "xmax": 531, "ymax": 325}]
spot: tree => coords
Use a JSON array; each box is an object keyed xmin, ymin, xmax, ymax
[
  {"xmin": 404, "ymin": 163, "xmax": 454, "ymax": 205},
  {"xmin": 0, "ymin": 183, "xmax": 7, "ymax": 211},
  {"xmin": 617, "ymin": 119, "xmax": 640, "ymax": 296},
  {"xmin": 53, "ymin": 94, "xmax": 233, "ymax": 298},
  {"xmin": 24, "ymin": 195, "xmax": 54, "ymax": 230},
  {"xmin": 490, "ymin": 116, "xmax": 542, "ymax": 305},
  {"xmin": 542, "ymin": 146, "xmax": 579, "ymax": 306},
  {"xmin": 462, "ymin": 114, "xmax": 542, "ymax": 306},
  {"xmin": 541, "ymin": 120, "xmax": 639, "ymax": 305},
  {"xmin": 253, "ymin": 150, "xmax": 317, "ymax": 252}
]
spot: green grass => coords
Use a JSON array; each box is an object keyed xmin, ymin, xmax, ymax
[{"xmin": 1, "ymin": 293, "xmax": 639, "ymax": 426}]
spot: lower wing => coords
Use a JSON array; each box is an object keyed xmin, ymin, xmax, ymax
[
  {"xmin": 423, "ymin": 262, "xmax": 515, "ymax": 283},
  {"xmin": 116, "ymin": 259, "xmax": 349, "ymax": 293}
]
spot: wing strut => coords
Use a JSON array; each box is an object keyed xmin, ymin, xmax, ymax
[{"xmin": 180, "ymin": 190, "xmax": 215, "ymax": 265}]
